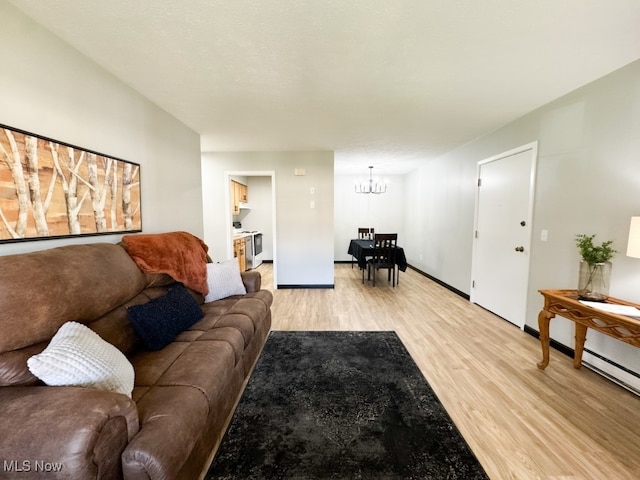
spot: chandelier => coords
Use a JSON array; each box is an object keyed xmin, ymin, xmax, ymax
[{"xmin": 355, "ymin": 166, "xmax": 387, "ymax": 194}]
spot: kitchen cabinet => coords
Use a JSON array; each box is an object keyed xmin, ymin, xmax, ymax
[
  {"xmin": 238, "ymin": 182, "xmax": 248, "ymax": 203},
  {"xmin": 231, "ymin": 180, "xmax": 248, "ymax": 215},
  {"xmin": 233, "ymin": 237, "xmax": 246, "ymax": 272}
]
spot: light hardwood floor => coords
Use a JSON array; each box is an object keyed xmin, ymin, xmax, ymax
[{"xmin": 255, "ymin": 262, "xmax": 640, "ymax": 480}]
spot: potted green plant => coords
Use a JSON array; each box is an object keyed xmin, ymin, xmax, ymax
[{"xmin": 575, "ymin": 234, "xmax": 617, "ymax": 301}]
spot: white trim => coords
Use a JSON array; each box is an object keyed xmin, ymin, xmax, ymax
[{"xmin": 224, "ymin": 170, "xmax": 278, "ymax": 290}]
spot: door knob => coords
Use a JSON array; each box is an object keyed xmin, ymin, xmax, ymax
[{"xmin": 515, "ymin": 246, "xmax": 524, "ymax": 252}]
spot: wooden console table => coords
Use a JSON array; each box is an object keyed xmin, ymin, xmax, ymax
[{"xmin": 537, "ymin": 289, "xmax": 640, "ymax": 370}]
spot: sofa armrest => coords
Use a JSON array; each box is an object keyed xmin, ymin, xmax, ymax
[
  {"xmin": 0, "ymin": 386, "xmax": 139, "ymax": 479},
  {"xmin": 241, "ymin": 270, "xmax": 261, "ymax": 293}
]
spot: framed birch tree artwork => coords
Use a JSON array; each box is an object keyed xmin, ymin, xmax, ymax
[{"xmin": 0, "ymin": 124, "xmax": 141, "ymax": 243}]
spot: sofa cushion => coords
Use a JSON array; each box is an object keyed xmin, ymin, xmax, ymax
[
  {"xmin": 186, "ymin": 326, "xmax": 246, "ymax": 366},
  {"xmin": 0, "ymin": 243, "xmax": 147, "ymax": 359},
  {"xmin": 130, "ymin": 342, "xmax": 191, "ymax": 389},
  {"xmin": 123, "ymin": 385, "xmax": 211, "ymax": 479},
  {"xmin": 212, "ymin": 314, "xmax": 256, "ymax": 347},
  {"xmin": 204, "ymin": 259, "xmax": 247, "ymax": 303},
  {"xmin": 227, "ymin": 293, "xmax": 272, "ymax": 330},
  {"xmin": 127, "ymin": 285, "xmax": 204, "ymax": 351},
  {"xmin": 27, "ymin": 322, "xmax": 135, "ymax": 397}
]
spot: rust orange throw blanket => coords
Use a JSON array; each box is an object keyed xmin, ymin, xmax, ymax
[{"xmin": 122, "ymin": 231, "xmax": 209, "ymax": 295}]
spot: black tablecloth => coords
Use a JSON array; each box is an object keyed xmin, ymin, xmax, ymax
[{"xmin": 348, "ymin": 239, "xmax": 408, "ymax": 271}]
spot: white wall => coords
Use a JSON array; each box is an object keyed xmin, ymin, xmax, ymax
[
  {"xmin": 403, "ymin": 158, "xmax": 476, "ymax": 289},
  {"xmin": 0, "ymin": 3, "xmax": 203, "ymax": 257},
  {"xmin": 202, "ymin": 151, "xmax": 334, "ymax": 287},
  {"xmin": 334, "ymin": 174, "xmax": 405, "ymax": 261},
  {"xmin": 405, "ymin": 59, "xmax": 640, "ymax": 385}
]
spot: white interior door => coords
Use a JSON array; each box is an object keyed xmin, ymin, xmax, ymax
[{"xmin": 471, "ymin": 143, "xmax": 537, "ymax": 328}]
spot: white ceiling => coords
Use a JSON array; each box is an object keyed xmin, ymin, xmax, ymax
[{"xmin": 8, "ymin": 0, "xmax": 640, "ymax": 175}]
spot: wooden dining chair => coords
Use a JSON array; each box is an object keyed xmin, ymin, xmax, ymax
[
  {"xmin": 352, "ymin": 227, "xmax": 375, "ymax": 268},
  {"xmin": 364, "ymin": 233, "xmax": 398, "ymax": 287},
  {"xmin": 358, "ymin": 227, "xmax": 374, "ymax": 239}
]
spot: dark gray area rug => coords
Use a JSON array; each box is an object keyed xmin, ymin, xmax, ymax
[{"xmin": 206, "ymin": 331, "xmax": 488, "ymax": 479}]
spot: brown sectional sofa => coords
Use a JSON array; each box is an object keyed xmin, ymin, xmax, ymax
[{"xmin": 0, "ymin": 240, "xmax": 272, "ymax": 479}]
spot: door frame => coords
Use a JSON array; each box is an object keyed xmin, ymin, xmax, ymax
[
  {"xmin": 224, "ymin": 170, "xmax": 278, "ymax": 290},
  {"xmin": 470, "ymin": 141, "xmax": 538, "ymax": 329}
]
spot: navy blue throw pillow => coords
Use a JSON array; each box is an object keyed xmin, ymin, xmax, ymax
[{"xmin": 127, "ymin": 284, "xmax": 204, "ymax": 351}]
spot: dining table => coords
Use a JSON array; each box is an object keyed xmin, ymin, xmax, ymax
[{"xmin": 347, "ymin": 239, "xmax": 408, "ymax": 272}]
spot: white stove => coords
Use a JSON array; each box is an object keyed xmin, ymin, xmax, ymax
[{"xmin": 239, "ymin": 230, "xmax": 262, "ymax": 269}]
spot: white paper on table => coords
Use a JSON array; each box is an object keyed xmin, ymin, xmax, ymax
[{"xmin": 579, "ymin": 300, "xmax": 640, "ymax": 318}]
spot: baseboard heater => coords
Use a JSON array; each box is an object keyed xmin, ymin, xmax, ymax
[
  {"xmin": 582, "ymin": 349, "xmax": 640, "ymax": 396},
  {"xmin": 524, "ymin": 326, "xmax": 640, "ymax": 396}
]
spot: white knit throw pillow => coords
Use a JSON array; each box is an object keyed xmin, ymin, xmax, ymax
[
  {"xmin": 27, "ymin": 321, "xmax": 134, "ymax": 397},
  {"xmin": 204, "ymin": 258, "xmax": 247, "ymax": 303}
]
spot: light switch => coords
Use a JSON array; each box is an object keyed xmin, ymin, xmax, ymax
[
  {"xmin": 310, "ymin": 200, "xmax": 315, "ymax": 209},
  {"xmin": 541, "ymin": 230, "xmax": 548, "ymax": 242},
  {"xmin": 310, "ymin": 187, "xmax": 315, "ymax": 194}
]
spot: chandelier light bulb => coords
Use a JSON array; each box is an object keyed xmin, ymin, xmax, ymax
[{"xmin": 355, "ymin": 166, "xmax": 387, "ymax": 194}]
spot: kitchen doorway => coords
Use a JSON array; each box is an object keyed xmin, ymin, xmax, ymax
[{"xmin": 224, "ymin": 171, "xmax": 277, "ymax": 290}]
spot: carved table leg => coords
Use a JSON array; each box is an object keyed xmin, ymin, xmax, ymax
[
  {"xmin": 573, "ymin": 323, "xmax": 588, "ymax": 369},
  {"xmin": 537, "ymin": 309, "xmax": 554, "ymax": 370}
]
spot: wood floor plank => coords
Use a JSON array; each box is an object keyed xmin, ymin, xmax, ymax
[{"xmin": 256, "ymin": 263, "xmax": 640, "ymax": 480}]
